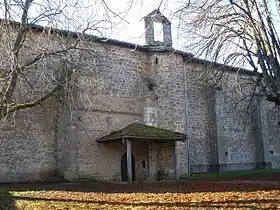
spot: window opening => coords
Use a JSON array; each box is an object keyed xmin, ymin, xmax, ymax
[{"xmin": 153, "ymin": 22, "xmax": 164, "ymax": 42}]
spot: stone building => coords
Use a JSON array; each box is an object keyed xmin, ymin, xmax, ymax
[{"xmin": 0, "ymin": 9, "xmax": 279, "ymax": 183}]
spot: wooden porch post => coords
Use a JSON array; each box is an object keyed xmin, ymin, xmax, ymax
[
  {"xmin": 174, "ymin": 141, "xmax": 179, "ymax": 180},
  {"xmin": 126, "ymin": 139, "xmax": 132, "ymax": 183}
]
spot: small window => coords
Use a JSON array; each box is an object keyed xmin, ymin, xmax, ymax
[{"xmin": 153, "ymin": 22, "xmax": 164, "ymax": 42}]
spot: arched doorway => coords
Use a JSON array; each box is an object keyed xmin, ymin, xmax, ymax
[{"xmin": 121, "ymin": 153, "xmax": 136, "ymax": 182}]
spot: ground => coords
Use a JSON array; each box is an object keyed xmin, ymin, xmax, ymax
[{"xmin": 0, "ymin": 171, "xmax": 280, "ymax": 209}]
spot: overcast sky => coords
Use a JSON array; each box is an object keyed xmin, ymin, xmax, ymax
[
  {"xmin": 94, "ymin": 0, "xmax": 280, "ymax": 53},
  {"xmin": 103, "ymin": 0, "xmax": 184, "ymax": 49},
  {"xmin": 1, "ymin": 0, "xmax": 279, "ymax": 59}
]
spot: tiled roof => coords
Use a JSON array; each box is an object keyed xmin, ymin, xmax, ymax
[{"xmin": 96, "ymin": 123, "xmax": 186, "ymax": 142}]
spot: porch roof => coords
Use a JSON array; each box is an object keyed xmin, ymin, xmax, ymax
[{"xmin": 96, "ymin": 123, "xmax": 187, "ymax": 142}]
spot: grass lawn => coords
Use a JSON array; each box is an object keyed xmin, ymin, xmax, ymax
[
  {"xmin": 0, "ymin": 171, "xmax": 280, "ymax": 209},
  {"xmin": 187, "ymin": 169, "xmax": 280, "ymax": 180}
]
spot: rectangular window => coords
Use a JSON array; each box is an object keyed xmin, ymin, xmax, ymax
[{"xmin": 153, "ymin": 22, "xmax": 164, "ymax": 42}]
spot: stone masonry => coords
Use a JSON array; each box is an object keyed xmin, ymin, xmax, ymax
[{"xmin": 0, "ymin": 10, "xmax": 279, "ymax": 183}]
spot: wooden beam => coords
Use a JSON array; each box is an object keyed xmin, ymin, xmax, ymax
[
  {"xmin": 145, "ymin": 141, "xmax": 150, "ymax": 180},
  {"xmin": 126, "ymin": 139, "xmax": 132, "ymax": 183},
  {"xmin": 174, "ymin": 142, "xmax": 179, "ymax": 180}
]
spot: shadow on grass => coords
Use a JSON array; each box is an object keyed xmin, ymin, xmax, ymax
[
  {"xmin": 1, "ymin": 179, "xmax": 279, "ymax": 194},
  {"xmin": 1, "ymin": 170, "xmax": 279, "ymax": 194},
  {"xmin": 12, "ymin": 195, "xmax": 280, "ymax": 209},
  {"xmin": 0, "ymin": 189, "xmax": 16, "ymax": 210}
]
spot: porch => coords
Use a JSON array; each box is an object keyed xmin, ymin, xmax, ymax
[{"xmin": 97, "ymin": 123, "xmax": 187, "ymax": 183}]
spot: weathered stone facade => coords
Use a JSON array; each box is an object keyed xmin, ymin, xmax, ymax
[{"xmin": 0, "ymin": 10, "xmax": 279, "ymax": 183}]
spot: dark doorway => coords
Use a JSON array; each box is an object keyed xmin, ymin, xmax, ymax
[{"xmin": 121, "ymin": 152, "xmax": 136, "ymax": 182}]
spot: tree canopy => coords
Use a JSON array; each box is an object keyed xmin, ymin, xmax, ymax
[
  {"xmin": 173, "ymin": 0, "xmax": 280, "ymax": 105},
  {"xmin": 0, "ymin": 0, "xmax": 132, "ymax": 120}
]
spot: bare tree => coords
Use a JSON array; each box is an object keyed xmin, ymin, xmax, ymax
[
  {"xmin": 173, "ymin": 0, "xmax": 280, "ymax": 106},
  {"xmin": 0, "ymin": 0, "xmax": 132, "ymax": 120}
]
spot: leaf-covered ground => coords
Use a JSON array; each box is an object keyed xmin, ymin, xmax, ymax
[{"xmin": 1, "ymin": 179, "xmax": 280, "ymax": 210}]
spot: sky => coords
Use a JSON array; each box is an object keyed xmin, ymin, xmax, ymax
[
  {"xmin": 83, "ymin": 0, "xmax": 280, "ymax": 60},
  {"xmin": 0, "ymin": 0, "xmax": 279, "ymax": 63},
  {"xmin": 97, "ymin": 0, "xmax": 280, "ymax": 52},
  {"xmin": 96, "ymin": 0, "xmax": 184, "ymax": 49},
  {"xmin": 0, "ymin": 0, "xmax": 183, "ymax": 48}
]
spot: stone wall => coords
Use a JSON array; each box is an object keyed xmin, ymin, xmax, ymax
[
  {"xmin": 0, "ymin": 99, "xmax": 58, "ymax": 182},
  {"xmin": 260, "ymin": 101, "xmax": 280, "ymax": 169},
  {"xmin": 213, "ymin": 71, "xmax": 260, "ymax": 171},
  {"xmin": 184, "ymin": 63, "xmax": 214, "ymax": 172},
  {"xmin": 182, "ymin": 61, "xmax": 278, "ymax": 173},
  {"xmin": 72, "ymin": 42, "xmax": 149, "ymax": 181},
  {"xmin": 149, "ymin": 52, "xmax": 188, "ymax": 176},
  {"xmin": 144, "ymin": 10, "xmax": 172, "ymax": 47},
  {"xmin": 1, "ymin": 24, "xmax": 280, "ymax": 183},
  {"xmin": 0, "ymin": 30, "xmax": 62, "ymax": 182},
  {"xmin": 157, "ymin": 141, "xmax": 176, "ymax": 179}
]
